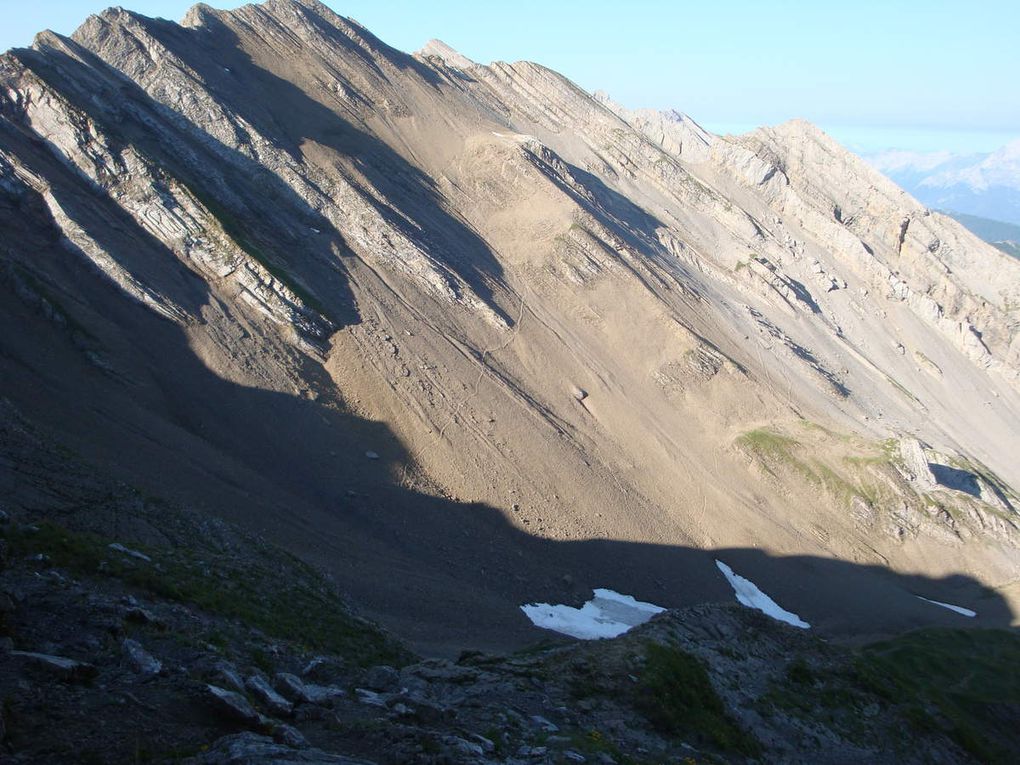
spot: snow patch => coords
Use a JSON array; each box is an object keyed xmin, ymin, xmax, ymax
[
  {"xmin": 915, "ymin": 596, "xmax": 977, "ymax": 618},
  {"xmin": 715, "ymin": 560, "xmax": 810, "ymax": 629},
  {"xmin": 521, "ymin": 588, "xmax": 666, "ymax": 640}
]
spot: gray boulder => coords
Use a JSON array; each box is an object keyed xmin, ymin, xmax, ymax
[
  {"xmin": 206, "ymin": 684, "xmax": 260, "ymax": 726},
  {"xmin": 123, "ymin": 638, "xmax": 162, "ymax": 677},
  {"xmin": 360, "ymin": 665, "xmax": 399, "ymax": 692},
  {"xmin": 246, "ymin": 674, "xmax": 293, "ymax": 717}
]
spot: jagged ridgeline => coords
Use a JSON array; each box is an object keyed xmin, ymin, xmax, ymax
[{"xmin": 1, "ymin": 1, "xmax": 1019, "ymax": 762}]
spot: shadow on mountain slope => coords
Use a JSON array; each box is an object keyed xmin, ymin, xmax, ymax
[
  {"xmin": 0, "ymin": 203, "xmax": 1012, "ymax": 658},
  {"xmin": 0, "ymin": 12, "xmax": 1015, "ymax": 660}
]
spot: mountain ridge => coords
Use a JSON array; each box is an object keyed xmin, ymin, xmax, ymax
[
  {"xmin": 2, "ymin": 2, "xmax": 1020, "ymax": 761},
  {"xmin": 1, "ymin": 0, "xmax": 1019, "ymax": 655}
]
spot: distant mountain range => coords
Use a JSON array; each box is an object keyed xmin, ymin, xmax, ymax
[
  {"xmin": 867, "ymin": 139, "xmax": 1020, "ymax": 227},
  {"xmin": 943, "ymin": 211, "xmax": 1020, "ymax": 259}
]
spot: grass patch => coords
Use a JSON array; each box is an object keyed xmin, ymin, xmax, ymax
[
  {"xmin": 739, "ymin": 429, "xmax": 897, "ymax": 511},
  {"xmin": 635, "ymin": 643, "xmax": 759, "ymax": 756},
  {"xmin": 736, "ymin": 428, "xmax": 819, "ymax": 485},
  {"xmin": 855, "ymin": 629, "xmax": 1020, "ymax": 764},
  {"xmin": 736, "ymin": 428, "xmax": 800, "ymax": 457},
  {"xmin": 2, "ymin": 522, "xmax": 410, "ymax": 667},
  {"xmin": 567, "ymin": 729, "xmax": 645, "ymax": 765},
  {"xmin": 844, "ymin": 439, "xmax": 897, "ymax": 468}
]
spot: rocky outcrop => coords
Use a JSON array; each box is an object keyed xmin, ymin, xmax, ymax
[{"xmin": 1, "ymin": 494, "xmax": 1009, "ymax": 764}]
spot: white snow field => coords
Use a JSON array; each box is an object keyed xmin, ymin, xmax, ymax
[
  {"xmin": 915, "ymin": 596, "xmax": 977, "ymax": 617},
  {"xmin": 521, "ymin": 588, "xmax": 667, "ymax": 639},
  {"xmin": 715, "ymin": 560, "xmax": 811, "ymax": 629}
]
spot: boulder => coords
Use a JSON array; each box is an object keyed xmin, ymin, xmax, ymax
[
  {"xmin": 353, "ymin": 688, "xmax": 387, "ymax": 708},
  {"xmin": 213, "ymin": 661, "xmax": 247, "ymax": 693},
  {"xmin": 247, "ymin": 674, "xmax": 293, "ymax": 717},
  {"xmin": 123, "ymin": 638, "xmax": 163, "ymax": 677},
  {"xmin": 302, "ymin": 656, "xmax": 345, "ymax": 683},
  {"xmin": 360, "ymin": 665, "xmax": 399, "ymax": 692},
  {"xmin": 275, "ymin": 672, "xmax": 345, "ymax": 705},
  {"xmin": 107, "ymin": 542, "xmax": 151, "ymax": 562},
  {"xmin": 206, "ymin": 684, "xmax": 260, "ymax": 726},
  {"xmin": 275, "ymin": 672, "xmax": 311, "ymax": 703},
  {"xmin": 272, "ymin": 724, "xmax": 308, "ymax": 749}
]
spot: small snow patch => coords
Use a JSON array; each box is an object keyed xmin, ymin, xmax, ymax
[
  {"xmin": 521, "ymin": 588, "xmax": 665, "ymax": 640},
  {"xmin": 715, "ymin": 560, "xmax": 810, "ymax": 629},
  {"xmin": 364, "ymin": 451, "xmax": 379, "ymax": 460},
  {"xmin": 916, "ymin": 595, "xmax": 976, "ymax": 618}
]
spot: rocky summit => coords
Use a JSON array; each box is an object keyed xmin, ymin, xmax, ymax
[{"xmin": 1, "ymin": 1, "xmax": 1019, "ymax": 762}]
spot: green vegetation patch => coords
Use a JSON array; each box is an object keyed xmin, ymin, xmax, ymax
[
  {"xmin": 635, "ymin": 643, "xmax": 760, "ymax": 756},
  {"xmin": 856, "ymin": 629, "xmax": 1020, "ymax": 764},
  {"xmin": 736, "ymin": 428, "xmax": 800, "ymax": 458},
  {"xmin": 2, "ymin": 522, "xmax": 410, "ymax": 667},
  {"xmin": 738, "ymin": 428, "xmax": 900, "ymax": 511},
  {"xmin": 735, "ymin": 428, "xmax": 819, "ymax": 486},
  {"xmin": 760, "ymin": 628, "xmax": 1020, "ymax": 762}
]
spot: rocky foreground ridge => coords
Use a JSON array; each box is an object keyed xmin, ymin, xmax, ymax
[
  {"xmin": 0, "ymin": 426, "xmax": 1017, "ymax": 764},
  {"xmin": 1, "ymin": 1, "xmax": 1020, "ymax": 761}
]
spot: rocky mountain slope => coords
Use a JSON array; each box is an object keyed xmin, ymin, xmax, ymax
[
  {"xmin": 942, "ymin": 211, "xmax": 1020, "ymax": 259},
  {"xmin": 2, "ymin": 418, "xmax": 1017, "ymax": 763},
  {"xmin": 1, "ymin": 3, "xmax": 1019, "ymax": 759}
]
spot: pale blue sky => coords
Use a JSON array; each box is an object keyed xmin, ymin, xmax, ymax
[{"xmin": 1, "ymin": 0, "xmax": 1017, "ymax": 153}]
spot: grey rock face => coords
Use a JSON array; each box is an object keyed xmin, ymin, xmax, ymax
[
  {"xmin": 899, "ymin": 437, "xmax": 937, "ymax": 489},
  {"xmin": 206, "ymin": 684, "xmax": 261, "ymax": 725},
  {"xmin": 246, "ymin": 674, "xmax": 294, "ymax": 717}
]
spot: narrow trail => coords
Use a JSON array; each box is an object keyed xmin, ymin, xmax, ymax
[{"xmin": 439, "ymin": 293, "xmax": 527, "ymax": 439}]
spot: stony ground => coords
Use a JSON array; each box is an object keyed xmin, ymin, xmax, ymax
[{"xmin": 2, "ymin": 495, "xmax": 1016, "ymax": 764}]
